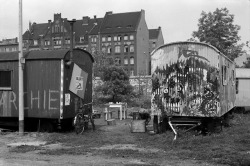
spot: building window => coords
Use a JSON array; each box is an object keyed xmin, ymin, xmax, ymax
[
  {"xmin": 102, "ymin": 37, "xmax": 106, "ymax": 42},
  {"xmin": 124, "ymin": 45, "xmax": 129, "ymax": 53},
  {"xmin": 124, "ymin": 57, "xmax": 128, "ymax": 65},
  {"xmin": 92, "ymin": 37, "xmax": 97, "ymax": 43},
  {"xmin": 80, "ymin": 37, "xmax": 84, "ymax": 43},
  {"xmin": 130, "ymin": 45, "xmax": 134, "ymax": 53},
  {"xmin": 115, "ymin": 57, "xmax": 121, "ymax": 65},
  {"xmin": 115, "ymin": 46, "xmax": 121, "ymax": 53},
  {"xmin": 65, "ymin": 38, "xmax": 70, "ymax": 44},
  {"xmin": 34, "ymin": 40, "xmax": 38, "ymax": 46},
  {"xmin": 107, "ymin": 46, "xmax": 112, "ymax": 54},
  {"xmin": 55, "ymin": 24, "xmax": 60, "ymax": 33},
  {"xmin": 130, "ymin": 69, "xmax": 134, "ymax": 76},
  {"xmin": 118, "ymin": 35, "xmax": 122, "ymax": 41},
  {"xmin": 53, "ymin": 37, "xmax": 61, "ymax": 45},
  {"xmin": 130, "ymin": 57, "xmax": 134, "ymax": 65},
  {"xmin": 45, "ymin": 40, "xmax": 50, "ymax": 46},
  {"xmin": 114, "ymin": 36, "xmax": 117, "ymax": 41},
  {"xmin": 152, "ymin": 42, "xmax": 156, "ymax": 48},
  {"xmin": 101, "ymin": 47, "xmax": 106, "ymax": 53},
  {"xmin": 124, "ymin": 35, "xmax": 128, "ymax": 41},
  {"xmin": 108, "ymin": 36, "xmax": 112, "ymax": 41},
  {"xmin": 0, "ymin": 70, "xmax": 12, "ymax": 90},
  {"xmin": 130, "ymin": 35, "xmax": 134, "ymax": 40}
]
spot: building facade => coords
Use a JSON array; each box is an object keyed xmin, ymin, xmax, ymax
[
  {"xmin": 148, "ymin": 27, "xmax": 164, "ymax": 75},
  {"xmin": 0, "ymin": 38, "xmax": 18, "ymax": 53},
  {"xmin": 21, "ymin": 10, "xmax": 163, "ymax": 76}
]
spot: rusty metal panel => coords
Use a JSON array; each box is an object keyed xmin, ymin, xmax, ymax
[{"xmin": 151, "ymin": 42, "xmax": 235, "ymax": 117}]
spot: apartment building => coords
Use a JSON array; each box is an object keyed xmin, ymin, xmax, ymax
[
  {"xmin": 21, "ymin": 10, "xmax": 163, "ymax": 76},
  {"xmin": 0, "ymin": 38, "xmax": 18, "ymax": 52}
]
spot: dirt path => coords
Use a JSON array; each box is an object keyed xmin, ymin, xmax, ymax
[{"xmin": 0, "ymin": 119, "xmax": 227, "ymax": 166}]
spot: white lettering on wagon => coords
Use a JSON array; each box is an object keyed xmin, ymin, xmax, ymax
[{"xmin": 0, "ymin": 89, "xmax": 60, "ymax": 111}]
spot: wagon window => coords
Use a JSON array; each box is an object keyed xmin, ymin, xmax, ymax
[
  {"xmin": 236, "ymin": 78, "xmax": 239, "ymax": 94},
  {"xmin": 232, "ymin": 70, "xmax": 235, "ymax": 85},
  {"xmin": 223, "ymin": 65, "xmax": 227, "ymax": 85},
  {"xmin": 0, "ymin": 70, "xmax": 12, "ymax": 90}
]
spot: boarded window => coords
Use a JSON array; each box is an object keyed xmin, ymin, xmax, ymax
[{"xmin": 0, "ymin": 70, "xmax": 12, "ymax": 90}]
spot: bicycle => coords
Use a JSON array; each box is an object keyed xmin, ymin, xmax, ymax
[{"xmin": 73, "ymin": 102, "xmax": 95, "ymax": 134}]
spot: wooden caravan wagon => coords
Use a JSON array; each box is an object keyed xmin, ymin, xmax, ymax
[
  {"xmin": 0, "ymin": 49, "xmax": 94, "ymax": 131},
  {"xmin": 151, "ymin": 41, "xmax": 236, "ymax": 135}
]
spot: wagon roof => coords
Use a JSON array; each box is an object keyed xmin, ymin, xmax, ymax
[
  {"xmin": 151, "ymin": 41, "xmax": 234, "ymax": 64},
  {"xmin": 0, "ymin": 49, "xmax": 94, "ymax": 62},
  {"xmin": 236, "ymin": 68, "xmax": 250, "ymax": 78}
]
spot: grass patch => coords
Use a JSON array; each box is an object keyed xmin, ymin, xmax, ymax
[{"xmin": 40, "ymin": 113, "xmax": 250, "ymax": 165}]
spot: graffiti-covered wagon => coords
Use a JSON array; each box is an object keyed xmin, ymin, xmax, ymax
[
  {"xmin": 0, "ymin": 49, "xmax": 93, "ymax": 131},
  {"xmin": 151, "ymin": 41, "xmax": 236, "ymax": 136}
]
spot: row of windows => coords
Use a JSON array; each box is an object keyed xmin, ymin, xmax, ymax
[
  {"xmin": 102, "ymin": 45, "xmax": 134, "ymax": 54},
  {"xmin": 114, "ymin": 57, "xmax": 134, "ymax": 65},
  {"xmin": 42, "ymin": 38, "xmax": 71, "ymax": 46},
  {"xmin": 52, "ymin": 25, "xmax": 67, "ymax": 33},
  {"xmin": 102, "ymin": 34, "xmax": 134, "ymax": 42},
  {"xmin": 0, "ymin": 47, "xmax": 17, "ymax": 52}
]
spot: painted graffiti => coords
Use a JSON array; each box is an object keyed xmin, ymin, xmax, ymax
[
  {"xmin": 0, "ymin": 89, "xmax": 60, "ymax": 111},
  {"xmin": 151, "ymin": 46, "xmax": 221, "ymax": 117}
]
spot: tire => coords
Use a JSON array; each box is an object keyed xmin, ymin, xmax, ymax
[{"xmin": 74, "ymin": 114, "xmax": 85, "ymax": 134}]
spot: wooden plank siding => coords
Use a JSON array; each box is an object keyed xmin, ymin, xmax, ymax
[{"xmin": 0, "ymin": 49, "xmax": 94, "ymax": 119}]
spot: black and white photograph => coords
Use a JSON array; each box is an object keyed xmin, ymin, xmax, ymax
[{"xmin": 0, "ymin": 0, "xmax": 249, "ymax": 165}]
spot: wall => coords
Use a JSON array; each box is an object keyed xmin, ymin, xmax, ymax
[{"xmin": 136, "ymin": 10, "xmax": 149, "ymax": 75}]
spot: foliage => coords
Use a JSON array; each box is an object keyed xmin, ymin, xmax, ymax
[
  {"xmin": 95, "ymin": 66, "xmax": 134, "ymax": 103},
  {"xmin": 92, "ymin": 50, "xmax": 114, "ymax": 77},
  {"xmin": 243, "ymin": 60, "xmax": 250, "ymax": 68},
  {"xmin": 192, "ymin": 8, "xmax": 244, "ymax": 60},
  {"xmin": 41, "ymin": 112, "xmax": 250, "ymax": 166},
  {"xmin": 243, "ymin": 41, "xmax": 250, "ymax": 68}
]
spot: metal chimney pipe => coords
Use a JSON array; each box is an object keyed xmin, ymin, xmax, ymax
[{"xmin": 67, "ymin": 19, "xmax": 76, "ymax": 65}]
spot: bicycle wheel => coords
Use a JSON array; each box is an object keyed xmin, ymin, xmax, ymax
[{"xmin": 74, "ymin": 113, "xmax": 85, "ymax": 134}]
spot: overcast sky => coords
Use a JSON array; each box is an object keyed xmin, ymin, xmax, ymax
[{"xmin": 0, "ymin": 0, "xmax": 249, "ymax": 51}]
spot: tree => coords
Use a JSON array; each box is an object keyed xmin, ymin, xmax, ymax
[
  {"xmin": 192, "ymin": 8, "xmax": 244, "ymax": 60},
  {"xmin": 95, "ymin": 66, "xmax": 134, "ymax": 103},
  {"xmin": 92, "ymin": 50, "xmax": 114, "ymax": 77}
]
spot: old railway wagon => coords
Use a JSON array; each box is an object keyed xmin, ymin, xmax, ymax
[
  {"xmin": 0, "ymin": 49, "xmax": 94, "ymax": 131},
  {"xmin": 151, "ymin": 41, "xmax": 236, "ymax": 135}
]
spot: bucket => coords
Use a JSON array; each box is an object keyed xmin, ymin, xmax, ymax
[{"xmin": 130, "ymin": 120, "xmax": 146, "ymax": 133}]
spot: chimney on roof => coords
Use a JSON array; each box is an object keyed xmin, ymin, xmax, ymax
[
  {"xmin": 82, "ymin": 16, "xmax": 89, "ymax": 25},
  {"xmin": 67, "ymin": 19, "xmax": 76, "ymax": 66},
  {"xmin": 141, "ymin": 9, "xmax": 145, "ymax": 18},
  {"xmin": 106, "ymin": 11, "xmax": 113, "ymax": 15},
  {"xmin": 29, "ymin": 21, "xmax": 32, "ymax": 31}
]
